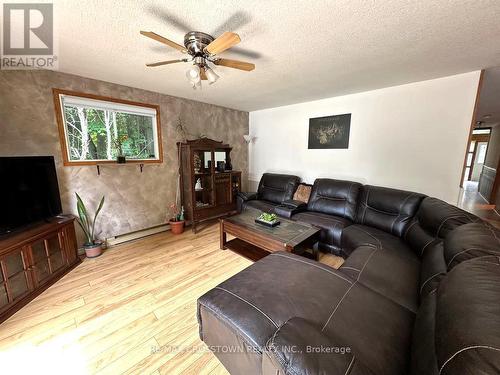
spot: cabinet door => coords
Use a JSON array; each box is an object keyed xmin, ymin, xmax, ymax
[
  {"xmin": 192, "ymin": 149, "xmax": 215, "ymax": 209},
  {"xmin": 215, "ymin": 173, "xmax": 231, "ymax": 206},
  {"xmin": 46, "ymin": 234, "xmax": 66, "ymax": 274},
  {"xmin": 0, "ymin": 248, "xmax": 31, "ymax": 310},
  {"xmin": 30, "ymin": 239, "xmax": 51, "ymax": 285},
  {"xmin": 62, "ymin": 224, "xmax": 78, "ymax": 266},
  {"xmin": 29, "ymin": 233, "xmax": 67, "ymax": 287}
]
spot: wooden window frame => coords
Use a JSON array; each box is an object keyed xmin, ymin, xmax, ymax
[{"xmin": 52, "ymin": 88, "xmax": 163, "ymax": 166}]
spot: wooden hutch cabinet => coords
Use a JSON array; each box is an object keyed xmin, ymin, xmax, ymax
[
  {"xmin": 177, "ymin": 138, "xmax": 241, "ymax": 232},
  {"xmin": 0, "ymin": 216, "xmax": 80, "ymax": 323}
]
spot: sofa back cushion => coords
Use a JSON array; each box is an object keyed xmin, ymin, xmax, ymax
[
  {"xmin": 307, "ymin": 179, "xmax": 362, "ymax": 221},
  {"xmin": 444, "ymin": 223, "xmax": 500, "ymax": 270},
  {"xmin": 355, "ymin": 185, "xmax": 425, "ymax": 236},
  {"xmin": 258, "ymin": 173, "xmax": 300, "ymax": 204},
  {"xmin": 404, "ymin": 197, "xmax": 480, "ymax": 257},
  {"xmin": 434, "ymin": 256, "xmax": 500, "ymax": 374}
]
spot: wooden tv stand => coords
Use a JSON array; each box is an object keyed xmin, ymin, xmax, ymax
[{"xmin": 0, "ymin": 216, "xmax": 80, "ymax": 323}]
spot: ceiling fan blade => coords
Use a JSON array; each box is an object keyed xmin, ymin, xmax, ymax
[
  {"xmin": 204, "ymin": 32, "xmax": 240, "ymax": 55},
  {"xmin": 146, "ymin": 59, "xmax": 187, "ymax": 67},
  {"xmin": 140, "ymin": 31, "xmax": 187, "ymax": 53},
  {"xmin": 200, "ymin": 67, "xmax": 208, "ymax": 80},
  {"xmin": 214, "ymin": 58, "xmax": 255, "ymax": 71}
]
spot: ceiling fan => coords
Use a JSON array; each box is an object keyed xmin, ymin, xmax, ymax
[{"xmin": 140, "ymin": 30, "xmax": 255, "ymax": 89}]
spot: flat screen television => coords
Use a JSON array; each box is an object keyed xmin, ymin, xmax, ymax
[{"xmin": 0, "ymin": 156, "xmax": 62, "ymax": 235}]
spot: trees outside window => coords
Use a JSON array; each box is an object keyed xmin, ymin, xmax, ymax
[{"xmin": 53, "ymin": 89, "xmax": 162, "ymax": 165}]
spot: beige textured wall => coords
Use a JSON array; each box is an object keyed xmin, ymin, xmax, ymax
[{"xmin": 0, "ymin": 71, "xmax": 248, "ymax": 242}]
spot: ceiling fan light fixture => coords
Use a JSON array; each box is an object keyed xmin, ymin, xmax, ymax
[
  {"xmin": 186, "ymin": 65, "xmax": 201, "ymax": 83},
  {"xmin": 204, "ymin": 67, "xmax": 220, "ymax": 84}
]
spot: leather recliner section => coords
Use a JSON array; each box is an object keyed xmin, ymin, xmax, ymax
[
  {"xmin": 257, "ymin": 173, "xmax": 300, "ymax": 205},
  {"xmin": 356, "ymin": 185, "xmax": 425, "ymax": 237}
]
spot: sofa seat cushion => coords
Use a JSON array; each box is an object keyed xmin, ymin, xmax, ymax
[
  {"xmin": 292, "ymin": 211, "xmax": 352, "ymax": 251},
  {"xmin": 244, "ymin": 199, "xmax": 278, "ymax": 212},
  {"xmin": 198, "ymin": 252, "xmax": 415, "ymax": 375},
  {"xmin": 341, "ymin": 224, "xmax": 414, "ymax": 257},
  {"xmin": 340, "ymin": 245, "xmax": 420, "ymax": 312},
  {"xmin": 262, "ymin": 317, "xmax": 375, "ymax": 375}
]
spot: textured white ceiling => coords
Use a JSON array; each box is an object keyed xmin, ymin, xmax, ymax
[{"xmin": 46, "ymin": 0, "xmax": 500, "ymax": 111}]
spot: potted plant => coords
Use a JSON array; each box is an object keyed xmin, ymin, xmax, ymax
[
  {"xmin": 76, "ymin": 193, "xmax": 105, "ymax": 258},
  {"xmin": 169, "ymin": 203, "xmax": 185, "ymax": 235}
]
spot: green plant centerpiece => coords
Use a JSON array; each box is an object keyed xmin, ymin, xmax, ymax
[
  {"xmin": 75, "ymin": 193, "xmax": 105, "ymax": 258},
  {"xmin": 256, "ymin": 212, "xmax": 280, "ymax": 227}
]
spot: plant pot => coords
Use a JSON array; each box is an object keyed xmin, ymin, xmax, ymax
[
  {"xmin": 169, "ymin": 220, "xmax": 185, "ymax": 235},
  {"xmin": 116, "ymin": 155, "xmax": 126, "ymax": 164},
  {"xmin": 84, "ymin": 243, "xmax": 103, "ymax": 258}
]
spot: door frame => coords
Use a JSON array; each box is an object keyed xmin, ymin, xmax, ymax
[
  {"xmin": 460, "ymin": 70, "xmax": 484, "ymax": 187},
  {"xmin": 466, "ymin": 133, "xmax": 491, "ymax": 182}
]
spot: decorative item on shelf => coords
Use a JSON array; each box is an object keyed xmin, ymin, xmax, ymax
[
  {"xmin": 75, "ymin": 193, "xmax": 105, "ymax": 258},
  {"xmin": 113, "ymin": 134, "xmax": 129, "ymax": 163},
  {"xmin": 193, "ymin": 153, "xmax": 202, "ymax": 173},
  {"xmin": 195, "ymin": 178, "xmax": 203, "ymax": 191},
  {"xmin": 216, "ymin": 161, "xmax": 225, "ymax": 172},
  {"xmin": 255, "ymin": 212, "xmax": 280, "ymax": 228},
  {"xmin": 168, "ymin": 203, "xmax": 185, "ymax": 235},
  {"xmin": 232, "ymin": 181, "xmax": 240, "ymax": 193}
]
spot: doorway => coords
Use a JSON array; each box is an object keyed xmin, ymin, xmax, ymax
[
  {"xmin": 462, "ymin": 128, "xmax": 491, "ymax": 187},
  {"xmin": 458, "ymin": 67, "xmax": 500, "ymax": 228}
]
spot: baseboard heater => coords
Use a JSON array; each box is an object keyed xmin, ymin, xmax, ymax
[{"xmin": 106, "ymin": 223, "xmax": 171, "ymax": 246}]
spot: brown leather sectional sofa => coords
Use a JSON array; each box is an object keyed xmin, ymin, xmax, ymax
[{"xmin": 198, "ymin": 173, "xmax": 500, "ymax": 375}]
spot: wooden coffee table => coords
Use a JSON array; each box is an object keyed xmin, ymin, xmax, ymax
[{"xmin": 220, "ymin": 207, "xmax": 321, "ymax": 261}]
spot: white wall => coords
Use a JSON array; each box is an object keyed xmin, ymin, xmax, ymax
[{"xmin": 249, "ymin": 72, "xmax": 481, "ymax": 203}]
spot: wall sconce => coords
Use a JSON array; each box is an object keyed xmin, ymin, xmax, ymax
[{"xmin": 243, "ymin": 134, "xmax": 255, "ymax": 144}]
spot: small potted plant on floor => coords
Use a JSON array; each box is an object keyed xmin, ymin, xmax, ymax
[
  {"xmin": 169, "ymin": 203, "xmax": 185, "ymax": 235},
  {"xmin": 76, "ymin": 193, "xmax": 105, "ymax": 258}
]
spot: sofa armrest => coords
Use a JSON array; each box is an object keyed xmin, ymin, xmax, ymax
[
  {"xmin": 274, "ymin": 200, "xmax": 307, "ymax": 219},
  {"xmin": 237, "ymin": 191, "xmax": 258, "ymax": 201},
  {"xmin": 236, "ymin": 192, "xmax": 258, "ymax": 212},
  {"xmin": 262, "ymin": 317, "xmax": 373, "ymax": 375},
  {"xmin": 282, "ymin": 199, "xmax": 307, "ymax": 210}
]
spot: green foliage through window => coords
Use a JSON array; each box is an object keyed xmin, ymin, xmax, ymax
[{"xmin": 59, "ymin": 95, "xmax": 160, "ymax": 162}]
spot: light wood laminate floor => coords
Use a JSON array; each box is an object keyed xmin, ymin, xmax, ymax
[{"xmin": 0, "ymin": 223, "xmax": 343, "ymax": 375}]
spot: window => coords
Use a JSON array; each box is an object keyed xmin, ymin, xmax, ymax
[
  {"xmin": 53, "ymin": 89, "xmax": 162, "ymax": 165},
  {"xmin": 472, "ymin": 128, "xmax": 491, "ymax": 135},
  {"xmin": 477, "ymin": 143, "xmax": 488, "ymax": 164}
]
